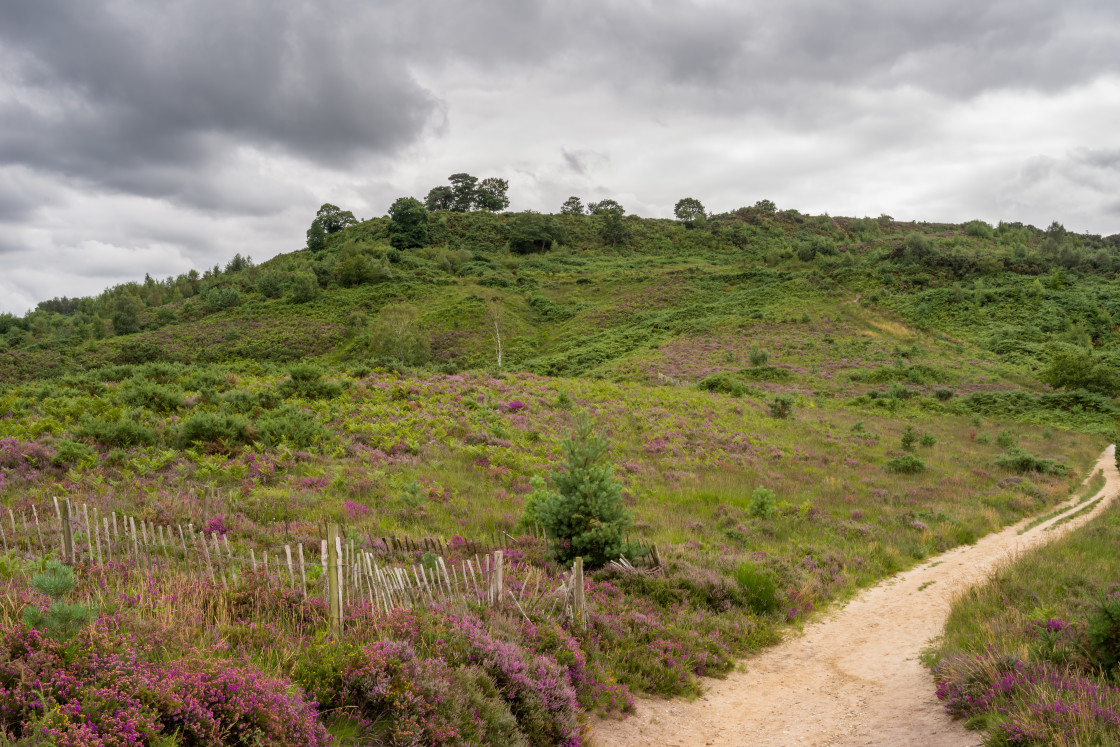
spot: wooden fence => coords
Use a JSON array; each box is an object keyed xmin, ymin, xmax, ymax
[{"xmin": 4, "ymin": 499, "xmax": 590, "ymax": 635}]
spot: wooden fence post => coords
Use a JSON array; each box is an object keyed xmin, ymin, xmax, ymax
[
  {"xmin": 327, "ymin": 524, "xmax": 341, "ymax": 639},
  {"xmin": 494, "ymin": 550, "xmax": 504, "ymax": 608},
  {"xmin": 298, "ymin": 543, "xmax": 307, "ymax": 600},
  {"xmin": 60, "ymin": 500, "xmax": 74, "ymax": 564},
  {"xmin": 573, "ymin": 556, "xmax": 585, "ymax": 629}
]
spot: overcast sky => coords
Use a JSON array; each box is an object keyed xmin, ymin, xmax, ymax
[{"xmin": 2, "ymin": 0, "xmax": 1119, "ymax": 314}]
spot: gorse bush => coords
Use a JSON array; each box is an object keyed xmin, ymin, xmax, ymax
[
  {"xmin": 119, "ymin": 380, "xmax": 185, "ymax": 412},
  {"xmin": 525, "ymin": 416, "xmax": 631, "ymax": 569},
  {"xmin": 179, "ymin": 412, "xmax": 253, "ymax": 448},
  {"xmin": 257, "ymin": 407, "xmax": 326, "ymax": 448},
  {"xmin": 768, "ymin": 394, "xmax": 794, "ymax": 419},
  {"xmin": 75, "ymin": 418, "xmax": 157, "ymax": 448},
  {"xmin": 221, "ymin": 388, "xmax": 280, "ymax": 414},
  {"xmin": 885, "ymin": 454, "xmax": 926, "ymax": 474},
  {"xmin": 994, "ymin": 447, "xmax": 1068, "ymax": 476},
  {"xmin": 49, "ymin": 439, "xmax": 95, "ymax": 468},
  {"xmin": 279, "ymin": 364, "xmax": 345, "ymax": 399},
  {"xmin": 697, "ymin": 373, "xmax": 745, "ymax": 397},
  {"xmin": 257, "ymin": 271, "xmax": 285, "ymax": 298},
  {"xmin": 739, "ymin": 364, "xmax": 792, "ymax": 382},
  {"xmin": 749, "ymin": 348, "xmax": 769, "ymax": 367},
  {"xmin": 288, "ymin": 272, "xmax": 318, "ymax": 303}
]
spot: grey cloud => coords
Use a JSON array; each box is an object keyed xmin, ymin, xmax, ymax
[
  {"xmin": 431, "ymin": 0, "xmax": 1120, "ymax": 109},
  {"xmin": 0, "ymin": 0, "xmax": 440, "ymax": 204},
  {"xmin": 2, "ymin": 0, "xmax": 1119, "ymax": 314},
  {"xmin": 560, "ymin": 148, "xmax": 608, "ymax": 176},
  {"xmin": 1072, "ymin": 148, "xmax": 1120, "ymax": 171}
]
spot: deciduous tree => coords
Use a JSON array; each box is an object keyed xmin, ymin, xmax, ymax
[
  {"xmin": 475, "ymin": 177, "xmax": 510, "ymax": 211},
  {"xmin": 315, "ymin": 203, "xmax": 358, "ymax": 234},
  {"xmin": 673, "ymin": 197, "xmax": 706, "ymax": 228},
  {"xmin": 387, "ymin": 197, "xmax": 430, "ymax": 249}
]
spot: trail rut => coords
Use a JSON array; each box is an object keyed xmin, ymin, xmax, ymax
[{"xmin": 593, "ymin": 445, "xmax": 1119, "ymax": 746}]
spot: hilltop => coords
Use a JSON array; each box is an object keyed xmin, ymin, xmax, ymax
[{"xmin": 0, "ymin": 202, "xmax": 1117, "ymax": 744}]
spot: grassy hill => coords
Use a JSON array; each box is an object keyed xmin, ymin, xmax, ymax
[{"xmin": 0, "ymin": 205, "xmax": 1116, "ymax": 744}]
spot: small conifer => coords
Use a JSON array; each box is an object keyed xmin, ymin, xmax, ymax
[{"xmin": 528, "ymin": 415, "xmax": 632, "ymax": 568}]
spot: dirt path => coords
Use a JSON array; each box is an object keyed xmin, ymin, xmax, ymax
[{"xmin": 593, "ymin": 445, "xmax": 1119, "ymax": 747}]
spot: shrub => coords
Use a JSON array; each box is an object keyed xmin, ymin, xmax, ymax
[
  {"xmin": 0, "ymin": 624, "xmax": 331, "ymax": 746},
  {"xmin": 739, "ymin": 366, "xmax": 791, "ymax": 382},
  {"xmin": 933, "ymin": 388, "xmax": 954, "ymax": 401},
  {"xmin": 995, "ymin": 429, "xmax": 1014, "ymax": 448},
  {"xmin": 221, "ymin": 388, "xmax": 279, "ymax": 413},
  {"xmin": 733, "ymin": 561, "xmax": 780, "ymax": 615},
  {"xmin": 748, "ymin": 487, "xmax": 778, "ymax": 518},
  {"xmin": 119, "ymin": 380, "xmax": 185, "ymax": 412},
  {"xmin": 355, "ymin": 303, "xmax": 430, "ymax": 365},
  {"xmin": 919, "ymin": 432, "xmax": 937, "ymax": 447},
  {"xmin": 886, "ymin": 383, "xmax": 914, "ymax": 399},
  {"xmin": 526, "ymin": 416, "xmax": 631, "ymax": 569},
  {"xmin": 75, "ymin": 418, "xmax": 157, "ymax": 447},
  {"xmin": 901, "ymin": 425, "xmax": 918, "ymax": 452},
  {"xmin": 257, "ymin": 270, "xmax": 285, "ymax": 298},
  {"xmin": 203, "ymin": 286, "xmax": 242, "ymax": 311},
  {"xmin": 749, "ymin": 348, "xmax": 769, "ymax": 367},
  {"xmin": 768, "ymin": 394, "xmax": 794, "ymax": 419},
  {"xmin": 179, "ymin": 412, "xmax": 253, "ymax": 448},
  {"xmin": 994, "ymin": 447, "xmax": 1068, "ymax": 476},
  {"xmin": 334, "ymin": 255, "xmax": 374, "ymax": 287},
  {"xmin": 885, "ymin": 454, "xmax": 926, "ymax": 474},
  {"xmin": 1039, "ymin": 348, "xmax": 1120, "ymax": 397},
  {"xmin": 963, "ymin": 220, "xmax": 994, "ymax": 239},
  {"xmin": 279, "ymin": 364, "xmax": 345, "ymax": 399},
  {"xmin": 257, "ymin": 408, "xmax": 326, "ymax": 448},
  {"xmin": 1088, "ymin": 592, "xmax": 1120, "ymax": 673},
  {"xmin": 697, "ymin": 373, "xmax": 745, "ymax": 397},
  {"xmin": 50, "ymin": 439, "xmax": 95, "ymax": 468},
  {"xmin": 288, "ymin": 272, "xmax": 319, "ymax": 303},
  {"xmin": 154, "ymin": 306, "xmax": 177, "ymax": 325}
]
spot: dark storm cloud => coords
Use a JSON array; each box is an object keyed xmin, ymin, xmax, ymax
[
  {"xmin": 0, "ymin": 0, "xmax": 440, "ymax": 208},
  {"xmin": 3, "ymin": 0, "xmax": 1116, "ymax": 201}
]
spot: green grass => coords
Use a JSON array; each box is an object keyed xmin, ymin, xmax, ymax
[
  {"xmin": 927, "ymin": 499, "xmax": 1120, "ymax": 745},
  {"xmin": 1, "ymin": 208, "xmax": 1119, "ymax": 743},
  {"xmin": 1018, "ymin": 469, "xmax": 1107, "ymax": 533}
]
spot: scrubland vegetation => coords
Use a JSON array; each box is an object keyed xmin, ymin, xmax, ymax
[
  {"xmin": 928, "ymin": 479, "xmax": 1120, "ymax": 746},
  {"xmin": 0, "ymin": 197, "xmax": 1117, "ymax": 744}
]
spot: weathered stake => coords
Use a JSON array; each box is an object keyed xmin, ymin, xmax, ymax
[
  {"xmin": 60, "ymin": 501, "xmax": 74, "ymax": 563},
  {"xmin": 327, "ymin": 524, "xmax": 341, "ymax": 638}
]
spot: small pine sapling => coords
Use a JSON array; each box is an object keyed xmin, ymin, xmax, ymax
[
  {"xmin": 21, "ymin": 560, "xmax": 96, "ymax": 641},
  {"xmin": 525, "ymin": 415, "xmax": 632, "ymax": 569},
  {"xmin": 901, "ymin": 425, "xmax": 918, "ymax": 452}
]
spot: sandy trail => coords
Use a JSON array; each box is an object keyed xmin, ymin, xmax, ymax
[{"xmin": 594, "ymin": 445, "xmax": 1119, "ymax": 747}]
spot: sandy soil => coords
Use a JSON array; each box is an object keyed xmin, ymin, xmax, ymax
[{"xmin": 593, "ymin": 445, "xmax": 1118, "ymax": 747}]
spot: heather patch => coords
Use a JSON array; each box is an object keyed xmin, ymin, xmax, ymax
[{"xmin": 929, "ymin": 498, "xmax": 1120, "ymax": 744}]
